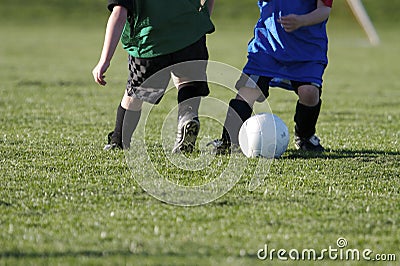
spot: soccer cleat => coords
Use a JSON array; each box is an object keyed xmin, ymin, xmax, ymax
[
  {"xmin": 294, "ymin": 134, "xmax": 325, "ymax": 152},
  {"xmin": 172, "ymin": 113, "xmax": 200, "ymax": 153},
  {"xmin": 207, "ymin": 139, "xmax": 241, "ymax": 155},
  {"xmin": 103, "ymin": 131, "xmax": 123, "ymax": 151},
  {"xmin": 103, "ymin": 143, "xmax": 120, "ymax": 151}
]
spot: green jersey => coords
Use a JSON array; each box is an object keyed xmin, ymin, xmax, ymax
[{"xmin": 108, "ymin": 0, "xmax": 215, "ymax": 58}]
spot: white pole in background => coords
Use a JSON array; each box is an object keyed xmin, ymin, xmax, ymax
[{"xmin": 346, "ymin": 0, "xmax": 380, "ymax": 45}]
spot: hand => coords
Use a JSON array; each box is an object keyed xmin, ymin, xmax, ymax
[
  {"xmin": 277, "ymin": 14, "xmax": 304, "ymax": 32},
  {"xmin": 92, "ymin": 60, "xmax": 110, "ymax": 86}
]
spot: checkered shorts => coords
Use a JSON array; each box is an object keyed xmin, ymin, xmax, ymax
[{"xmin": 126, "ymin": 36, "xmax": 210, "ymax": 104}]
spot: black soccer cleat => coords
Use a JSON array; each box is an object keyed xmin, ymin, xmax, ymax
[
  {"xmin": 172, "ymin": 112, "xmax": 200, "ymax": 153},
  {"xmin": 103, "ymin": 131, "xmax": 123, "ymax": 151},
  {"xmin": 206, "ymin": 139, "xmax": 241, "ymax": 155},
  {"xmin": 294, "ymin": 134, "xmax": 325, "ymax": 152}
]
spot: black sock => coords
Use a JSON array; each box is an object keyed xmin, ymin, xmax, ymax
[
  {"xmin": 111, "ymin": 104, "xmax": 141, "ymax": 149},
  {"xmin": 177, "ymin": 87, "xmax": 200, "ymax": 118},
  {"xmin": 221, "ymin": 99, "xmax": 252, "ymax": 145},
  {"xmin": 111, "ymin": 104, "xmax": 126, "ymax": 146},
  {"xmin": 294, "ymin": 100, "xmax": 322, "ymax": 138},
  {"xmin": 122, "ymin": 109, "xmax": 141, "ymax": 149}
]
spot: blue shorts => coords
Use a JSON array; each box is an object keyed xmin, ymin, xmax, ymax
[{"xmin": 243, "ymin": 52, "xmax": 326, "ymax": 87}]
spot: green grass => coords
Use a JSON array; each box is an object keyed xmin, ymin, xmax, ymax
[{"xmin": 1, "ymin": 1, "xmax": 399, "ymax": 265}]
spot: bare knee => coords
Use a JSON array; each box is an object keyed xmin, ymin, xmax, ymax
[
  {"xmin": 298, "ymin": 85, "xmax": 320, "ymax": 106},
  {"xmin": 235, "ymin": 87, "xmax": 263, "ymax": 107},
  {"xmin": 121, "ymin": 92, "xmax": 143, "ymax": 111}
]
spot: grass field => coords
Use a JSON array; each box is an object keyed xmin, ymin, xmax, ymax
[{"xmin": 1, "ymin": 1, "xmax": 399, "ymax": 265}]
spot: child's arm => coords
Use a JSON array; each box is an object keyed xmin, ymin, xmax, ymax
[
  {"xmin": 277, "ymin": 0, "xmax": 331, "ymax": 33},
  {"xmin": 92, "ymin": 5, "xmax": 127, "ymax": 86}
]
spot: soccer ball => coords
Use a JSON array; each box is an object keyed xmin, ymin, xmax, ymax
[{"xmin": 238, "ymin": 113, "xmax": 289, "ymax": 158}]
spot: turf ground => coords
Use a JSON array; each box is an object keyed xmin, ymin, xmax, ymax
[{"xmin": 0, "ymin": 0, "xmax": 399, "ymax": 265}]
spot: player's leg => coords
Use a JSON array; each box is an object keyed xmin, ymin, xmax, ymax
[
  {"xmin": 104, "ymin": 54, "xmax": 170, "ymax": 150},
  {"xmin": 171, "ymin": 78, "xmax": 209, "ymax": 153},
  {"xmin": 293, "ymin": 83, "xmax": 324, "ymax": 152},
  {"xmin": 104, "ymin": 91, "xmax": 143, "ymax": 150},
  {"xmin": 120, "ymin": 92, "xmax": 143, "ymax": 149},
  {"xmin": 171, "ymin": 84, "xmax": 202, "ymax": 153},
  {"xmin": 170, "ymin": 36, "xmax": 210, "ymax": 153},
  {"xmin": 221, "ymin": 87, "xmax": 260, "ymax": 145},
  {"xmin": 209, "ymin": 75, "xmax": 270, "ymax": 154}
]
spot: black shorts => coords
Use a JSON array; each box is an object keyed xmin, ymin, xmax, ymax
[
  {"xmin": 235, "ymin": 74, "xmax": 322, "ymax": 102},
  {"xmin": 126, "ymin": 36, "xmax": 210, "ymax": 104}
]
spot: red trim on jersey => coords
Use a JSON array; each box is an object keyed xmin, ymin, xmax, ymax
[{"xmin": 322, "ymin": 0, "xmax": 333, "ymax": 7}]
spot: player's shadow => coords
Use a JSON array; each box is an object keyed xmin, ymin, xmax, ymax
[{"xmin": 284, "ymin": 148, "xmax": 400, "ymax": 160}]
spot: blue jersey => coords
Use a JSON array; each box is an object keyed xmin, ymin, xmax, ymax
[{"xmin": 244, "ymin": 0, "xmax": 330, "ymax": 85}]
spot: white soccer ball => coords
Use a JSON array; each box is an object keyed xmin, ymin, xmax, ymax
[{"xmin": 239, "ymin": 113, "xmax": 289, "ymax": 158}]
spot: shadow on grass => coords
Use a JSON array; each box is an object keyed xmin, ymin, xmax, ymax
[
  {"xmin": 0, "ymin": 250, "xmax": 132, "ymax": 259},
  {"xmin": 0, "ymin": 200, "xmax": 12, "ymax": 207},
  {"xmin": 0, "ymin": 249, "xmax": 259, "ymax": 263},
  {"xmin": 284, "ymin": 148, "xmax": 400, "ymax": 160}
]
